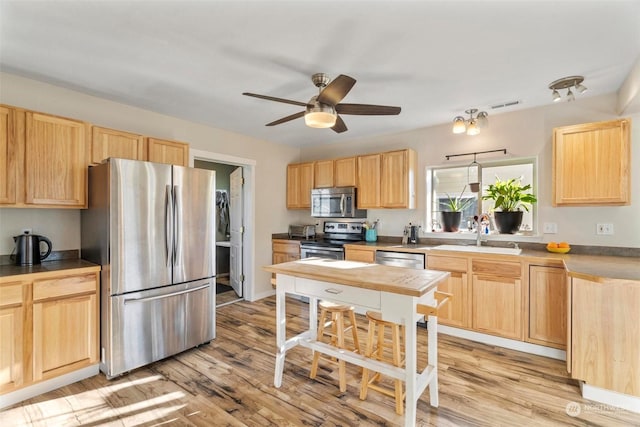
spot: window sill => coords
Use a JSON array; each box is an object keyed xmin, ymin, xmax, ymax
[{"xmin": 424, "ymin": 230, "xmax": 543, "ymax": 243}]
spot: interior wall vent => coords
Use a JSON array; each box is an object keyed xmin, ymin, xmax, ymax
[{"xmin": 490, "ymin": 100, "xmax": 521, "ymax": 110}]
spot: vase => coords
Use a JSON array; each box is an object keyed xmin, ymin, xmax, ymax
[
  {"xmin": 494, "ymin": 211, "xmax": 523, "ymax": 234},
  {"xmin": 365, "ymin": 229, "xmax": 377, "ymax": 242},
  {"xmin": 441, "ymin": 211, "xmax": 462, "ymax": 232}
]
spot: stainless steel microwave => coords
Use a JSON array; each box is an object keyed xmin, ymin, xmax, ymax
[{"xmin": 311, "ymin": 187, "xmax": 367, "ymax": 218}]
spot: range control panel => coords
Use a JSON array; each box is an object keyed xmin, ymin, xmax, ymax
[{"xmin": 323, "ymin": 221, "xmax": 363, "ymax": 235}]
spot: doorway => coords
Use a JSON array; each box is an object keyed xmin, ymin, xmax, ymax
[{"xmin": 192, "ymin": 150, "xmax": 255, "ymax": 307}]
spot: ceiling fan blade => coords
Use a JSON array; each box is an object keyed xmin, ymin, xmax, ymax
[
  {"xmin": 243, "ymin": 92, "xmax": 307, "ymax": 107},
  {"xmin": 265, "ymin": 111, "xmax": 305, "ymax": 126},
  {"xmin": 336, "ymin": 103, "xmax": 401, "ymax": 115},
  {"xmin": 331, "ymin": 115, "xmax": 348, "ymax": 133},
  {"xmin": 317, "ymin": 75, "xmax": 356, "ymax": 105}
]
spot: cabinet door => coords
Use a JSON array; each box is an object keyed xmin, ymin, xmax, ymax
[
  {"xmin": 334, "ymin": 157, "xmax": 356, "ymax": 187},
  {"xmin": 381, "ymin": 150, "xmax": 409, "ymax": 208},
  {"xmin": 553, "ymin": 119, "xmax": 630, "ymax": 206},
  {"xmin": 472, "ymin": 274, "xmax": 522, "ymax": 340},
  {"xmin": 528, "ymin": 266, "xmax": 567, "ymax": 348},
  {"xmin": 314, "ymin": 159, "xmax": 334, "ymax": 188},
  {"xmin": 32, "ymin": 273, "xmax": 99, "ymax": 381},
  {"xmin": 0, "ymin": 281, "xmax": 27, "ymax": 393},
  {"xmin": 571, "ymin": 277, "xmax": 640, "ymax": 396},
  {"xmin": 0, "ymin": 106, "xmax": 17, "ymax": 204},
  {"xmin": 92, "ymin": 126, "xmax": 145, "ymax": 164},
  {"xmin": 147, "ymin": 137, "xmax": 189, "ymax": 166},
  {"xmin": 357, "ymin": 154, "xmax": 381, "ymax": 208},
  {"xmin": 25, "ymin": 112, "xmax": 89, "ymax": 207},
  {"xmin": 286, "ymin": 162, "xmax": 314, "ymax": 209},
  {"xmin": 427, "ymin": 255, "xmax": 469, "ymax": 328}
]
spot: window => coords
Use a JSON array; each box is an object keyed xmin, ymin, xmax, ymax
[{"xmin": 427, "ymin": 157, "xmax": 537, "ymax": 234}]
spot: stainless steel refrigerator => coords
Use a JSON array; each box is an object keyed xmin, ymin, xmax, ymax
[{"xmin": 81, "ymin": 158, "xmax": 216, "ymax": 378}]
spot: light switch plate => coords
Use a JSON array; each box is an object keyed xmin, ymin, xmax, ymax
[{"xmin": 543, "ymin": 222, "xmax": 557, "ymax": 234}]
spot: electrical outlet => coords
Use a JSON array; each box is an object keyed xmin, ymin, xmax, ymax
[
  {"xmin": 21, "ymin": 228, "xmax": 32, "ymax": 234},
  {"xmin": 543, "ymin": 222, "xmax": 557, "ymax": 234},
  {"xmin": 596, "ymin": 223, "xmax": 614, "ymax": 235}
]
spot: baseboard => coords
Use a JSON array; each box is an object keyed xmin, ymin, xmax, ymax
[
  {"xmin": 438, "ymin": 325, "xmax": 566, "ymax": 361},
  {"xmin": 579, "ymin": 382, "xmax": 640, "ymax": 414},
  {"xmin": 0, "ymin": 364, "xmax": 99, "ymax": 410}
]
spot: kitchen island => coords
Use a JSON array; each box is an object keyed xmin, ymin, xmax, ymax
[{"xmin": 264, "ymin": 258, "xmax": 449, "ymax": 427}]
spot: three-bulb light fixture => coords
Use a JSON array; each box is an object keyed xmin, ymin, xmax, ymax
[
  {"xmin": 548, "ymin": 75, "xmax": 587, "ymax": 102},
  {"xmin": 452, "ymin": 108, "xmax": 488, "ymax": 136}
]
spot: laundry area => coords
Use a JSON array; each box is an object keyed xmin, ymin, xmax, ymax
[{"xmin": 194, "ymin": 160, "xmax": 244, "ymax": 306}]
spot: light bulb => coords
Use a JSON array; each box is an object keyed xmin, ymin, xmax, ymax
[
  {"xmin": 552, "ymin": 89, "xmax": 561, "ymax": 102},
  {"xmin": 466, "ymin": 119, "xmax": 480, "ymax": 136},
  {"xmin": 575, "ymin": 83, "xmax": 587, "ymax": 94},
  {"xmin": 566, "ymin": 88, "xmax": 575, "ymax": 102}
]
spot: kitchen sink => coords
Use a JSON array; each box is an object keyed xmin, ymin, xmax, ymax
[{"xmin": 431, "ymin": 244, "xmax": 522, "ymax": 255}]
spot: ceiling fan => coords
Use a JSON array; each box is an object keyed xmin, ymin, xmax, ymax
[{"xmin": 242, "ymin": 73, "xmax": 401, "ymax": 133}]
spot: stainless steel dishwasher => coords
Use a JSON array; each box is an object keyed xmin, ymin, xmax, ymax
[{"xmin": 375, "ymin": 250, "xmax": 425, "ymax": 269}]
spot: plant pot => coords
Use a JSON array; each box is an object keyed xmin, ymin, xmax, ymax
[
  {"xmin": 441, "ymin": 211, "xmax": 462, "ymax": 232},
  {"xmin": 494, "ymin": 211, "xmax": 523, "ymax": 234}
]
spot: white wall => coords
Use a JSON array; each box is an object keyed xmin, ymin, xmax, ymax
[
  {"xmin": 299, "ymin": 94, "xmax": 640, "ymax": 248},
  {"xmin": 0, "ymin": 72, "xmax": 303, "ymax": 298}
]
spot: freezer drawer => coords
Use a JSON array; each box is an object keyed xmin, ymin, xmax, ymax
[{"xmin": 105, "ymin": 279, "xmax": 214, "ymax": 378}]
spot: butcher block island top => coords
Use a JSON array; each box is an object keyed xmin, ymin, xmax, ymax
[{"xmin": 264, "ymin": 258, "xmax": 448, "ymax": 297}]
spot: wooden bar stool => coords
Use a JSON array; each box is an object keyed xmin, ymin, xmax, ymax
[
  {"xmin": 309, "ymin": 300, "xmax": 361, "ymax": 392},
  {"xmin": 359, "ymin": 311, "xmax": 406, "ymax": 415}
]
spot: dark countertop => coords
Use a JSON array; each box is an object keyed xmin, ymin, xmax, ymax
[{"xmin": 0, "ymin": 259, "xmax": 100, "ymax": 279}]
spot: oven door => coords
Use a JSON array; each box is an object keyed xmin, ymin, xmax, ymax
[{"xmin": 300, "ymin": 246, "xmax": 344, "ymax": 260}]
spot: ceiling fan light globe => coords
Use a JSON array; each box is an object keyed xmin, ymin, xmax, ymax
[
  {"xmin": 305, "ymin": 105, "xmax": 337, "ymax": 128},
  {"xmin": 452, "ymin": 116, "xmax": 466, "ymax": 134}
]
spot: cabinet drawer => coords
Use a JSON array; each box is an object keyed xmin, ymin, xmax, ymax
[
  {"xmin": 33, "ymin": 273, "xmax": 97, "ymax": 301},
  {"xmin": 272, "ymin": 241, "xmax": 300, "ymax": 255},
  {"xmin": 472, "ymin": 260, "xmax": 521, "ymax": 278},
  {"xmin": 294, "ymin": 279, "xmax": 381, "ymax": 310},
  {"xmin": 0, "ymin": 282, "xmax": 25, "ymax": 307},
  {"xmin": 428, "ymin": 255, "xmax": 467, "ymax": 272}
]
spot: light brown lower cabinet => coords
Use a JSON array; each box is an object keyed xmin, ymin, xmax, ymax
[
  {"xmin": 427, "ymin": 254, "xmax": 469, "ymax": 329},
  {"xmin": 569, "ymin": 276, "xmax": 640, "ymax": 397},
  {"xmin": 527, "ymin": 265, "xmax": 567, "ymax": 349},
  {"xmin": 0, "ymin": 280, "xmax": 28, "ymax": 393},
  {"xmin": 271, "ymin": 239, "xmax": 301, "ymax": 286},
  {"xmin": 344, "ymin": 245, "xmax": 376, "ymax": 263},
  {"xmin": 471, "ymin": 260, "xmax": 522, "ymax": 340},
  {"xmin": 0, "ymin": 267, "xmax": 100, "ymax": 395}
]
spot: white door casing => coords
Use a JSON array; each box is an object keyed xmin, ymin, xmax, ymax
[{"xmin": 229, "ymin": 166, "xmax": 243, "ymax": 297}]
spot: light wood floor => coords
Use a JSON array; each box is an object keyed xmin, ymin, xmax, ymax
[{"xmin": 2, "ymin": 296, "xmax": 639, "ymax": 426}]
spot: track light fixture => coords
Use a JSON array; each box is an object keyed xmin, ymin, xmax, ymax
[
  {"xmin": 452, "ymin": 108, "xmax": 488, "ymax": 136},
  {"xmin": 548, "ymin": 75, "xmax": 587, "ymax": 102}
]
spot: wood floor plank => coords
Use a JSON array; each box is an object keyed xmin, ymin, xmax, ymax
[{"xmin": 2, "ymin": 296, "xmax": 639, "ymax": 426}]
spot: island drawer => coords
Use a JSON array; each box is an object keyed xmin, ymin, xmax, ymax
[{"xmin": 294, "ymin": 279, "xmax": 381, "ymax": 310}]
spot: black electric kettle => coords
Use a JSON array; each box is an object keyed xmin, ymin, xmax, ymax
[{"xmin": 12, "ymin": 232, "xmax": 52, "ymax": 266}]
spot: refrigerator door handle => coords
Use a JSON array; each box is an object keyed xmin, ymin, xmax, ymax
[
  {"xmin": 165, "ymin": 185, "xmax": 173, "ymax": 267},
  {"xmin": 173, "ymin": 185, "xmax": 182, "ymax": 266},
  {"xmin": 123, "ymin": 284, "xmax": 210, "ymax": 305}
]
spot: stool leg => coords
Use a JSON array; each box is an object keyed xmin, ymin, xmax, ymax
[
  {"xmin": 336, "ymin": 312, "xmax": 347, "ymax": 392},
  {"xmin": 392, "ymin": 324, "xmax": 404, "ymax": 415},
  {"xmin": 359, "ymin": 318, "xmax": 376, "ymax": 400},
  {"xmin": 310, "ymin": 307, "xmax": 328, "ymax": 380},
  {"xmin": 348, "ymin": 310, "xmax": 361, "ymax": 354}
]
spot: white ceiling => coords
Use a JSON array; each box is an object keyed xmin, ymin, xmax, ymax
[{"xmin": 1, "ymin": 1, "xmax": 639, "ymax": 147}]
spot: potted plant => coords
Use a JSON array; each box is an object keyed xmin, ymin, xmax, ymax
[
  {"xmin": 440, "ymin": 185, "xmax": 473, "ymax": 232},
  {"xmin": 482, "ymin": 177, "xmax": 537, "ymax": 234}
]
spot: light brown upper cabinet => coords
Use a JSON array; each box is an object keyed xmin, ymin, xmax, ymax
[
  {"xmin": 147, "ymin": 137, "xmax": 189, "ymax": 166},
  {"xmin": 381, "ymin": 149, "xmax": 417, "ymax": 208},
  {"xmin": 91, "ymin": 126, "xmax": 146, "ymax": 165},
  {"xmin": 357, "ymin": 149, "xmax": 417, "ymax": 209},
  {"xmin": 25, "ymin": 111, "xmax": 90, "ymax": 208},
  {"xmin": 287, "ymin": 162, "xmax": 314, "ymax": 209},
  {"xmin": 0, "ymin": 105, "xmax": 17, "ymax": 204},
  {"xmin": 552, "ymin": 119, "xmax": 630, "ymax": 206},
  {"xmin": 357, "ymin": 153, "xmax": 381, "ymax": 208},
  {"xmin": 334, "ymin": 156, "xmax": 357, "ymax": 187},
  {"xmin": 313, "ymin": 159, "xmax": 334, "ymax": 188}
]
